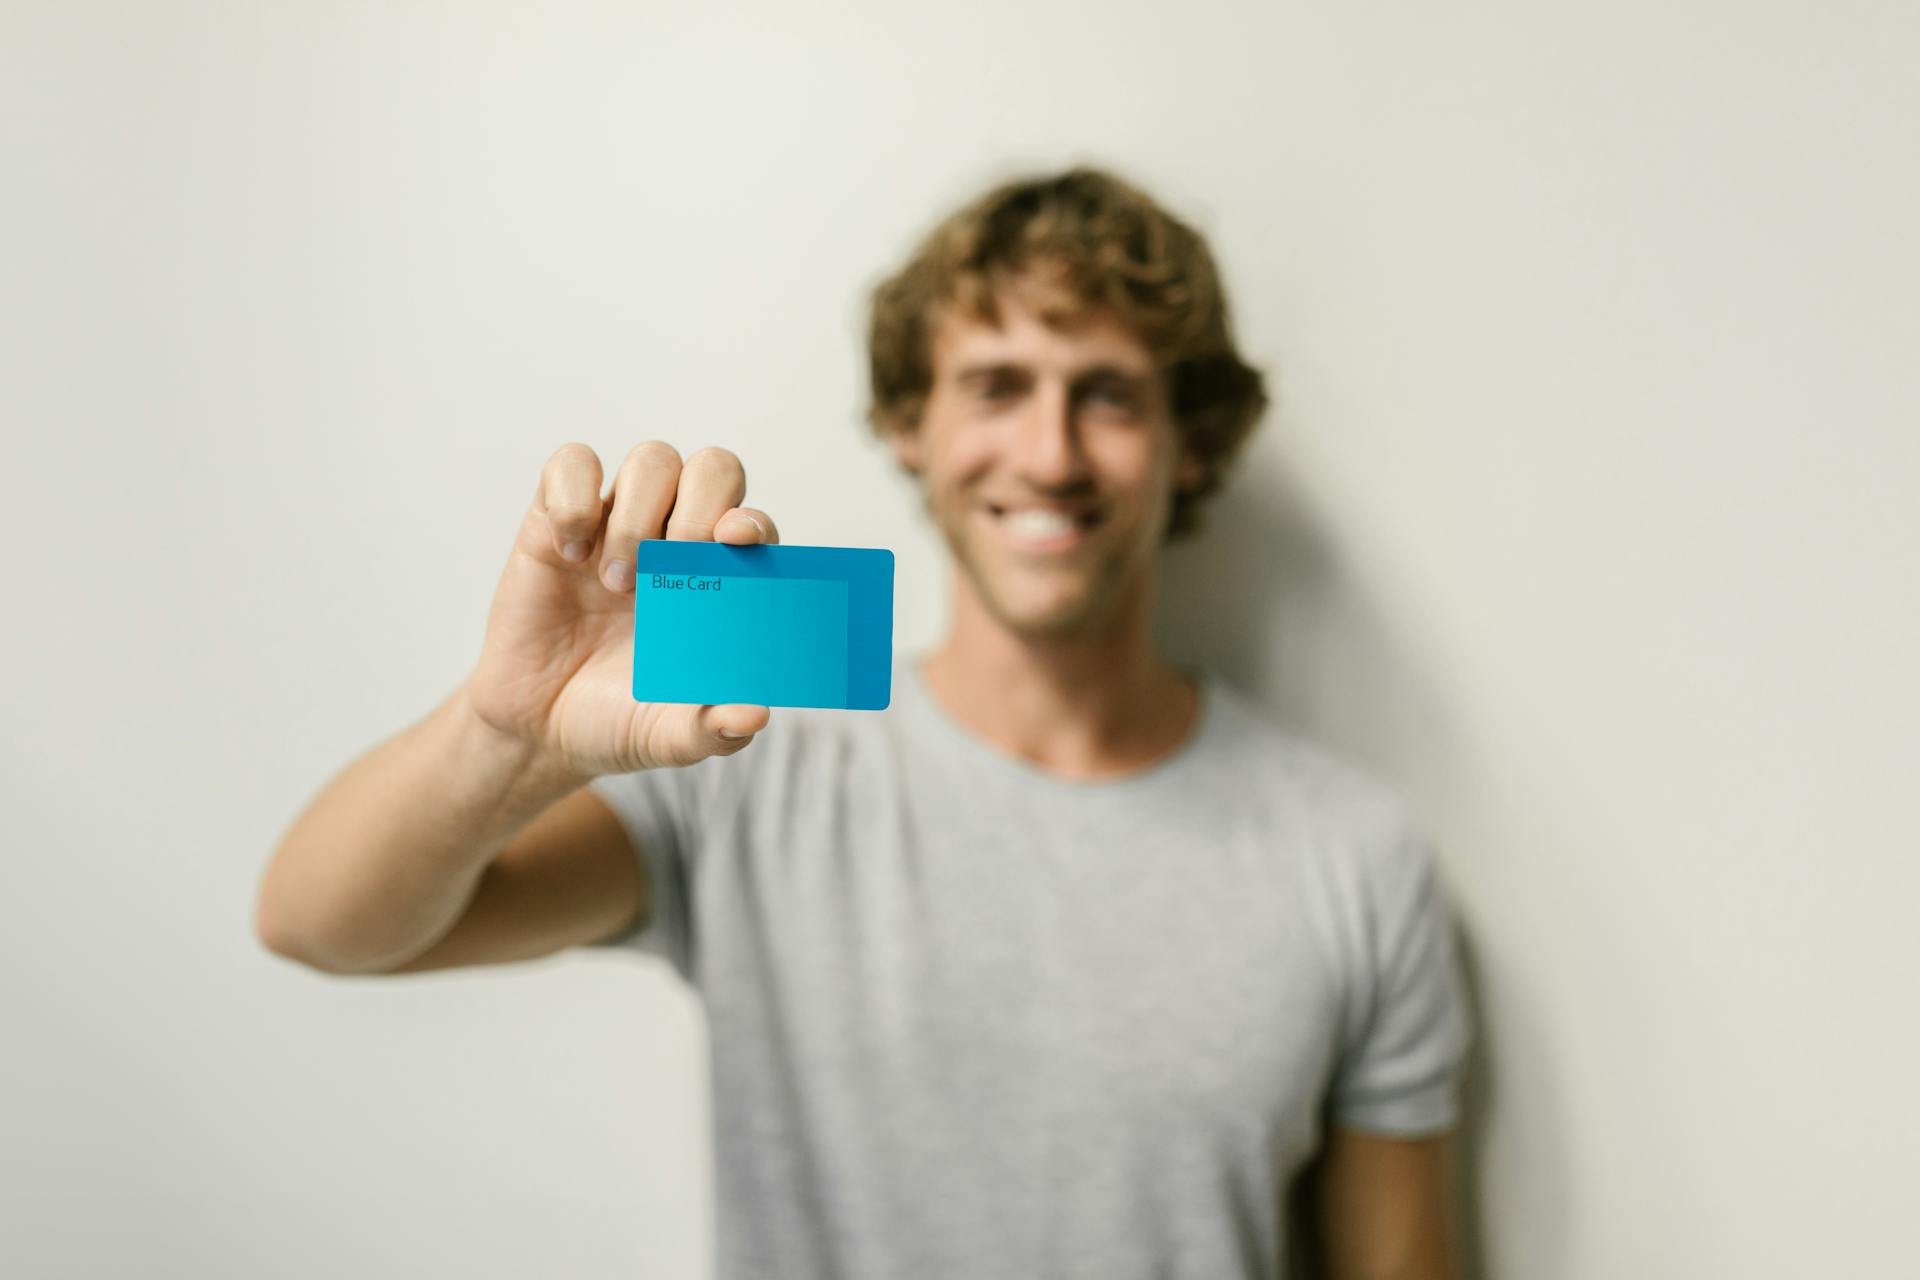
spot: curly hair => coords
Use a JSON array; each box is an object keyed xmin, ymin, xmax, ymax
[{"xmin": 864, "ymin": 166, "xmax": 1270, "ymax": 542}]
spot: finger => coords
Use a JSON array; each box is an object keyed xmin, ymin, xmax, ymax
[
  {"xmin": 715, "ymin": 505, "xmax": 780, "ymax": 546},
  {"xmin": 535, "ymin": 443, "xmax": 605, "ymax": 564},
  {"xmin": 599, "ymin": 441, "xmax": 684, "ymax": 593},
  {"xmin": 664, "ymin": 446, "xmax": 748, "ymax": 543}
]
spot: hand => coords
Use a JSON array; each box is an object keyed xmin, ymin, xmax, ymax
[{"xmin": 465, "ymin": 441, "xmax": 780, "ymax": 778}]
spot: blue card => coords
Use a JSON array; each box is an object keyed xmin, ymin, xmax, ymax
[{"xmin": 628, "ymin": 539, "xmax": 894, "ymax": 710}]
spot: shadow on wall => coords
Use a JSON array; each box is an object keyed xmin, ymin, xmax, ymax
[
  {"xmin": 1153, "ymin": 465, "xmax": 1567, "ymax": 1277},
  {"xmin": 1153, "ymin": 459, "xmax": 1467, "ymax": 766}
]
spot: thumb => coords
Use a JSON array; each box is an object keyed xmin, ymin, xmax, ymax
[{"xmin": 701, "ymin": 703, "xmax": 771, "ymax": 751}]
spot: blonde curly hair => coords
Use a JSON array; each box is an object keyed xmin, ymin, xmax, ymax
[{"xmin": 865, "ymin": 166, "xmax": 1269, "ymax": 541}]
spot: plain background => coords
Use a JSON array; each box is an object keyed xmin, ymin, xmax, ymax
[{"xmin": 4, "ymin": 3, "xmax": 1916, "ymax": 1276}]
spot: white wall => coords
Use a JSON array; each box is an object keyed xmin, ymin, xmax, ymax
[{"xmin": 4, "ymin": 3, "xmax": 1915, "ymax": 1276}]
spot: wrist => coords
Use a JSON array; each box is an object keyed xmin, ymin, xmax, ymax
[{"xmin": 444, "ymin": 684, "xmax": 593, "ymax": 811}]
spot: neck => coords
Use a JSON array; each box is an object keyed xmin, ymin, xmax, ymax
[{"xmin": 916, "ymin": 558, "xmax": 1202, "ymax": 780}]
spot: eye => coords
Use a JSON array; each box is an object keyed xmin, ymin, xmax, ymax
[{"xmin": 1084, "ymin": 380, "xmax": 1139, "ymax": 412}]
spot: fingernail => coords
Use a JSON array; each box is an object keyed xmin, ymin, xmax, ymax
[
  {"xmin": 602, "ymin": 559, "xmax": 631, "ymax": 591},
  {"xmin": 561, "ymin": 540, "xmax": 589, "ymax": 562},
  {"xmin": 718, "ymin": 728, "xmax": 747, "ymax": 740}
]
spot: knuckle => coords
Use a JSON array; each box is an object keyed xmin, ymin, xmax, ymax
[
  {"xmin": 547, "ymin": 441, "xmax": 598, "ymax": 472},
  {"xmin": 684, "ymin": 445, "xmax": 745, "ymax": 480},
  {"xmin": 626, "ymin": 439, "xmax": 682, "ymax": 472},
  {"xmin": 546, "ymin": 499, "xmax": 598, "ymax": 526},
  {"xmin": 664, "ymin": 513, "xmax": 717, "ymax": 539}
]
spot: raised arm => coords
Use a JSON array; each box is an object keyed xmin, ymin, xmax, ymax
[
  {"xmin": 254, "ymin": 684, "xmax": 644, "ymax": 973},
  {"xmin": 254, "ymin": 440, "xmax": 779, "ymax": 974}
]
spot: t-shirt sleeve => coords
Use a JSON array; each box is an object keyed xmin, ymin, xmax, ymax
[
  {"xmin": 585, "ymin": 764, "xmax": 701, "ymax": 981},
  {"xmin": 1330, "ymin": 816, "xmax": 1474, "ymax": 1136}
]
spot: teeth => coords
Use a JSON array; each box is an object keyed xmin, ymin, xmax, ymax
[{"xmin": 1000, "ymin": 509, "xmax": 1079, "ymax": 538}]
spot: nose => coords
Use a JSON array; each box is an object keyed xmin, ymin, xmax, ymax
[{"xmin": 1011, "ymin": 378, "xmax": 1090, "ymax": 489}]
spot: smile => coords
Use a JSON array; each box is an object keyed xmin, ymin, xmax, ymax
[{"xmin": 984, "ymin": 504, "xmax": 1102, "ymax": 552}]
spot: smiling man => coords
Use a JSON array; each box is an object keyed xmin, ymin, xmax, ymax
[{"xmin": 258, "ymin": 167, "xmax": 1474, "ymax": 1279}]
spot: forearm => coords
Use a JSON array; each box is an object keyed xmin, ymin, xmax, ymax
[{"xmin": 255, "ymin": 682, "xmax": 590, "ymax": 974}]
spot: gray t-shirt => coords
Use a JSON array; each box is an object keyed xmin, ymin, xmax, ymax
[{"xmin": 589, "ymin": 652, "xmax": 1472, "ymax": 1280}]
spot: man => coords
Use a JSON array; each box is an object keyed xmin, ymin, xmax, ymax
[{"xmin": 257, "ymin": 166, "xmax": 1474, "ymax": 1279}]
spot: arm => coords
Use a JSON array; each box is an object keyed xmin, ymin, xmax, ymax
[
  {"xmin": 1307, "ymin": 1126, "xmax": 1460, "ymax": 1280},
  {"xmin": 254, "ymin": 682, "xmax": 643, "ymax": 974},
  {"xmin": 255, "ymin": 440, "xmax": 778, "ymax": 975}
]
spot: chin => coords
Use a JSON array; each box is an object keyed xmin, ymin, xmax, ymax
[
  {"xmin": 978, "ymin": 574, "xmax": 1110, "ymax": 637},
  {"xmin": 1001, "ymin": 602, "xmax": 1091, "ymax": 637}
]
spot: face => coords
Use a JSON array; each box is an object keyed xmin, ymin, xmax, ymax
[{"xmin": 890, "ymin": 287, "xmax": 1206, "ymax": 640}]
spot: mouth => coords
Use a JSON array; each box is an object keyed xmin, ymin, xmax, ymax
[{"xmin": 983, "ymin": 502, "xmax": 1103, "ymax": 553}]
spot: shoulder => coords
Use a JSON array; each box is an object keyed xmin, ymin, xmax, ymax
[
  {"xmin": 1203, "ymin": 675, "xmax": 1437, "ymax": 936},
  {"xmin": 1205, "ymin": 675, "xmax": 1421, "ymax": 852}
]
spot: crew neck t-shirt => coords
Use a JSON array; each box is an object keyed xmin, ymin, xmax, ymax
[{"xmin": 588, "ymin": 651, "xmax": 1473, "ymax": 1280}]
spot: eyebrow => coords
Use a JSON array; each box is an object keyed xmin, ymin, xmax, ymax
[{"xmin": 951, "ymin": 361, "xmax": 1153, "ymax": 387}]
